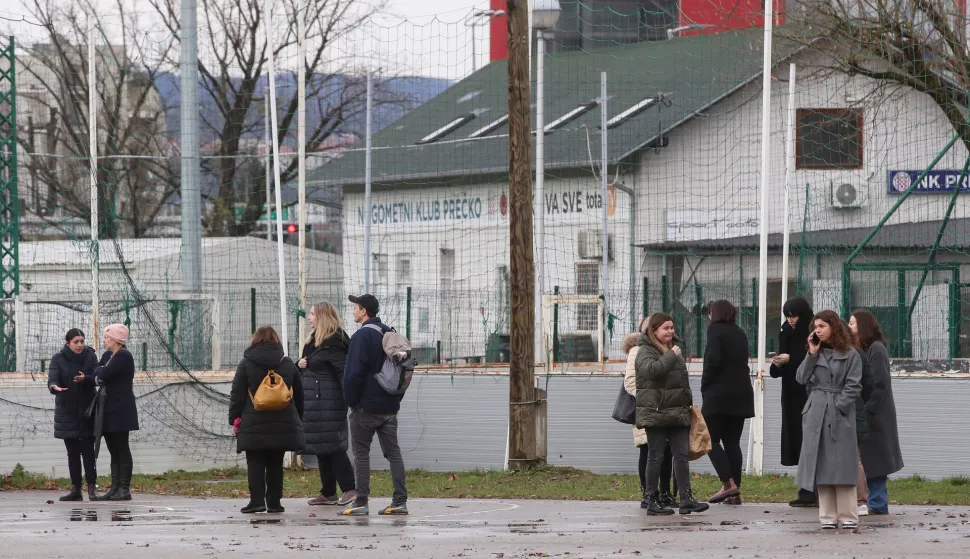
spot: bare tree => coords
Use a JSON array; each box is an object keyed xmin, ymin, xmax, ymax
[
  {"xmin": 148, "ymin": 0, "xmax": 404, "ymax": 237},
  {"xmin": 16, "ymin": 0, "xmax": 177, "ymax": 239},
  {"xmin": 786, "ymin": 1, "xmax": 970, "ymax": 151}
]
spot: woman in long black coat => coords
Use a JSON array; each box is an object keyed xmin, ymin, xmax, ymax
[
  {"xmin": 701, "ymin": 301, "xmax": 754, "ymax": 505},
  {"xmin": 229, "ymin": 326, "xmax": 305, "ymax": 514},
  {"xmin": 48, "ymin": 328, "xmax": 100, "ymax": 501},
  {"xmin": 92, "ymin": 323, "xmax": 138, "ymax": 502},
  {"xmin": 298, "ymin": 302, "xmax": 355, "ymax": 507},
  {"xmin": 769, "ymin": 297, "xmax": 815, "ymax": 507}
]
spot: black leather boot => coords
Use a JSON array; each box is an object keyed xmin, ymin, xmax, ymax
[
  {"xmin": 87, "ymin": 483, "xmax": 100, "ymax": 501},
  {"xmin": 640, "ymin": 485, "xmax": 649, "ymax": 509},
  {"xmin": 109, "ymin": 463, "xmax": 132, "ymax": 501},
  {"xmin": 659, "ymin": 488, "xmax": 677, "ymax": 508},
  {"xmin": 646, "ymin": 492, "xmax": 675, "ymax": 516},
  {"xmin": 59, "ymin": 485, "xmax": 83, "ymax": 502},
  {"xmin": 678, "ymin": 488, "xmax": 710, "ymax": 515},
  {"xmin": 93, "ymin": 463, "xmax": 120, "ymax": 501}
]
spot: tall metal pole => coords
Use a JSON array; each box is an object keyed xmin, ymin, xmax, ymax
[
  {"xmin": 265, "ymin": 0, "xmax": 288, "ymax": 352},
  {"xmin": 297, "ymin": 0, "xmax": 307, "ymax": 348},
  {"xmin": 748, "ymin": 0, "xmax": 774, "ymax": 476},
  {"xmin": 780, "ymin": 63, "xmax": 796, "ymax": 316},
  {"xmin": 179, "ymin": 0, "xmax": 202, "ymax": 305},
  {"xmin": 471, "ymin": 24, "xmax": 477, "ymax": 73},
  {"xmin": 363, "ymin": 72, "xmax": 373, "ymax": 292},
  {"xmin": 600, "ymin": 72, "xmax": 609, "ymax": 360},
  {"xmin": 534, "ymin": 31, "xmax": 545, "ymax": 362},
  {"xmin": 88, "ymin": 22, "xmax": 99, "ymax": 349},
  {"xmin": 506, "ymin": 0, "xmax": 537, "ymax": 470},
  {"xmin": 264, "ymin": 97, "xmax": 272, "ymax": 240}
]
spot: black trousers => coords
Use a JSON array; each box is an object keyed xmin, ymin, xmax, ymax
[
  {"xmin": 706, "ymin": 415, "xmax": 746, "ymax": 487},
  {"xmin": 246, "ymin": 450, "xmax": 285, "ymax": 506},
  {"xmin": 645, "ymin": 427, "xmax": 691, "ymax": 499},
  {"xmin": 103, "ymin": 431, "xmax": 132, "ymax": 465},
  {"xmin": 63, "ymin": 438, "xmax": 97, "ymax": 486},
  {"xmin": 638, "ymin": 443, "xmax": 676, "ymax": 495},
  {"xmin": 317, "ymin": 453, "xmax": 355, "ymax": 496}
]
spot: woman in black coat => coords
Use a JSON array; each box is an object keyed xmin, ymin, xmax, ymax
[
  {"xmin": 92, "ymin": 323, "xmax": 138, "ymax": 502},
  {"xmin": 298, "ymin": 302, "xmax": 355, "ymax": 507},
  {"xmin": 48, "ymin": 328, "xmax": 100, "ymax": 501},
  {"xmin": 229, "ymin": 326, "xmax": 305, "ymax": 514},
  {"xmin": 769, "ymin": 297, "xmax": 816, "ymax": 507},
  {"xmin": 701, "ymin": 300, "xmax": 754, "ymax": 505}
]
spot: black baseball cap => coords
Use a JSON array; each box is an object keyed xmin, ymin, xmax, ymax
[{"xmin": 348, "ymin": 294, "xmax": 379, "ymax": 316}]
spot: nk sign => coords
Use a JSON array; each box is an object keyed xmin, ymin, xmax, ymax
[{"xmin": 888, "ymin": 170, "xmax": 970, "ymax": 194}]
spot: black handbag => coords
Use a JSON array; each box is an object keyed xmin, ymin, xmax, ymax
[{"xmin": 611, "ymin": 381, "xmax": 636, "ymax": 425}]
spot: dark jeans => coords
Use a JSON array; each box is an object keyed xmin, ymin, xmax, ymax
[
  {"xmin": 638, "ymin": 443, "xmax": 676, "ymax": 495},
  {"xmin": 867, "ymin": 475, "xmax": 889, "ymax": 513},
  {"xmin": 103, "ymin": 431, "xmax": 132, "ymax": 465},
  {"xmin": 245, "ymin": 450, "xmax": 285, "ymax": 506},
  {"xmin": 64, "ymin": 437, "xmax": 97, "ymax": 486},
  {"xmin": 645, "ymin": 427, "xmax": 691, "ymax": 499},
  {"xmin": 706, "ymin": 415, "xmax": 746, "ymax": 487},
  {"xmin": 351, "ymin": 409, "xmax": 407, "ymax": 506},
  {"xmin": 317, "ymin": 452, "xmax": 355, "ymax": 496}
]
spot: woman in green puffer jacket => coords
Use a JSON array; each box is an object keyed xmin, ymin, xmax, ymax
[{"xmin": 635, "ymin": 312, "xmax": 709, "ymax": 516}]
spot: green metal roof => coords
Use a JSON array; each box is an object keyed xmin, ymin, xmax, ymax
[{"xmin": 307, "ymin": 27, "xmax": 807, "ymax": 187}]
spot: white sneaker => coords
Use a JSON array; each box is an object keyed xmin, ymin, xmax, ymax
[{"xmin": 857, "ymin": 505, "xmax": 869, "ymax": 516}]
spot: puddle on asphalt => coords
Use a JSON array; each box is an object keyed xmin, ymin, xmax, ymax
[{"xmin": 68, "ymin": 509, "xmax": 132, "ymax": 522}]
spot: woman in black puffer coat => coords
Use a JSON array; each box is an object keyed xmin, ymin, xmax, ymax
[
  {"xmin": 48, "ymin": 328, "xmax": 99, "ymax": 501},
  {"xmin": 229, "ymin": 326, "xmax": 305, "ymax": 514},
  {"xmin": 297, "ymin": 302, "xmax": 355, "ymax": 507}
]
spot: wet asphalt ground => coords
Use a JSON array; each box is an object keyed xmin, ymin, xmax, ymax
[{"xmin": 1, "ymin": 491, "xmax": 969, "ymax": 558}]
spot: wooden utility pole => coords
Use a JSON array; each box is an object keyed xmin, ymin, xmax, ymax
[{"xmin": 506, "ymin": 0, "xmax": 538, "ymax": 470}]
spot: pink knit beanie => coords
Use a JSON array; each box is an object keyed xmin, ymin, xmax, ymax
[{"xmin": 104, "ymin": 324, "xmax": 130, "ymax": 345}]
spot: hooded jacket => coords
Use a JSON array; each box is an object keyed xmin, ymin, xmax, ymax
[
  {"xmin": 229, "ymin": 342, "xmax": 305, "ymax": 453},
  {"xmin": 635, "ymin": 338, "xmax": 693, "ymax": 429},
  {"xmin": 300, "ymin": 329, "xmax": 352, "ymax": 455}
]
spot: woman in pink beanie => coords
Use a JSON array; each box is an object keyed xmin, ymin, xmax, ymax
[{"xmin": 91, "ymin": 323, "xmax": 139, "ymax": 501}]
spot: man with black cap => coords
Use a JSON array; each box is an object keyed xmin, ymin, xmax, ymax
[{"xmin": 339, "ymin": 294, "xmax": 408, "ymax": 516}]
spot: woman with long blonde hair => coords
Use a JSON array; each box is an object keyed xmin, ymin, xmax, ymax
[{"xmin": 297, "ymin": 302, "xmax": 356, "ymax": 506}]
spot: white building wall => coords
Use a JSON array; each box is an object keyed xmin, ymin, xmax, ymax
[{"xmin": 342, "ymin": 176, "xmax": 634, "ymax": 360}]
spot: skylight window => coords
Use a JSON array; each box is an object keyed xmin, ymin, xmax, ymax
[
  {"xmin": 415, "ymin": 114, "xmax": 476, "ymax": 144},
  {"xmin": 544, "ymin": 101, "xmax": 598, "ymax": 133},
  {"xmin": 606, "ymin": 98, "xmax": 657, "ymax": 128},
  {"xmin": 468, "ymin": 114, "xmax": 509, "ymax": 138}
]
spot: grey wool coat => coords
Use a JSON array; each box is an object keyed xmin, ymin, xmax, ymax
[
  {"xmin": 859, "ymin": 341, "xmax": 904, "ymax": 478},
  {"xmin": 795, "ymin": 347, "xmax": 863, "ymax": 491}
]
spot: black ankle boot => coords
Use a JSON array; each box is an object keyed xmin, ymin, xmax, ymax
[
  {"xmin": 646, "ymin": 492, "xmax": 674, "ymax": 516},
  {"xmin": 87, "ymin": 483, "xmax": 100, "ymax": 501},
  {"xmin": 659, "ymin": 488, "xmax": 677, "ymax": 508},
  {"xmin": 109, "ymin": 463, "xmax": 132, "ymax": 501},
  {"xmin": 678, "ymin": 488, "xmax": 710, "ymax": 515},
  {"xmin": 94, "ymin": 463, "xmax": 120, "ymax": 501},
  {"xmin": 59, "ymin": 485, "xmax": 83, "ymax": 502}
]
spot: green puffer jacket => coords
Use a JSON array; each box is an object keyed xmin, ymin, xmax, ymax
[{"xmin": 635, "ymin": 337, "xmax": 693, "ymax": 429}]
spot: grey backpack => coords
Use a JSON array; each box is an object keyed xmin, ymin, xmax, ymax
[{"xmin": 364, "ymin": 324, "xmax": 417, "ymax": 396}]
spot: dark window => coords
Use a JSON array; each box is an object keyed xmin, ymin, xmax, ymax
[
  {"xmin": 576, "ymin": 263, "xmax": 600, "ymax": 331},
  {"xmin": 796, "ymin": 109, "xmax": 863, "ymax": 170}
]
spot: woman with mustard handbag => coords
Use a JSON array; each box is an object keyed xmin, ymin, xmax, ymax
[{"xmin": 229, "ymin": 326, "xmax": 305, "ymax": 514}]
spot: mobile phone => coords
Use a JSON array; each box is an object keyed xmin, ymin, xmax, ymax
[
  {"xmin": 767, "ymin": 352, "xmax": 777, "ymax": 358},
  {"xmin": 810, "ymin": 332, "xmax": 820, "ymax": 345}
]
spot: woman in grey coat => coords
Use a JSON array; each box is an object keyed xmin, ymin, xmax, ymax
[
  {"xmin": 796, "ymin": 310, "xmax": 863, "ymax": 530},
  {"xmin": 850, "ymin": 310, "xmax": 903, "ymax": 515}
]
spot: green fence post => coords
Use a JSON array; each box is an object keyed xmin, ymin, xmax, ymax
[
  {"xmin": 751, "ymin": 278, "xmax": 758, "ymax": 355},
  {"xmin": 695, "ymin": 284, "xmax": 703, "ymax": 357},
  {"xmin": 250, "ymin": 288, "xmax": 257, "ymax": 335},
  {"xmin": 40, "ymin": 359, "xmax": 45, "ymax": 372},
  {"xmin": 142, "ymin": 342, "xmax": 148, "ymax": 371},
  {"xmin": 436, "ymin": 340, "xmax": 442, "ymax": 365},
  {"xmin": 950, "ymin": 268, "xmax": 960, "ymax": 361},
  {"xmin": 553, "ymin": 286, "xmax": 560, "ymax": 363},
  {"xmin": 897, "ymin": 271, "xmax": 907, "ymax": 358},
  {"xmin": 406, "ymin": 287, "xmax": 412, "ymax": 340},
  {"xmin": 641, "ymin": 277, "xmax": 648, "ymax": 320},
  {"xmin": 661, "ymin": 275, "xmax": 670, "ymax": 314}
]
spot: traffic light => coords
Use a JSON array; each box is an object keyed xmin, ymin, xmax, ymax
[{"xmin": 284, "ymin": 223, "xmax": 311, "ymax": 234}]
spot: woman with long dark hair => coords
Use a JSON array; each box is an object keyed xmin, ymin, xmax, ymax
[
  {"xmin": 849, "ymin": 310, "xmax": 903, "ymax": 515},
  {"xmin": 229, "ymin": 326, "xmax": 305, "ymax": 514},
  {"xmin": 635, "ymin": 313, "xmax": 708, "ymax": 516},
  {"xmin": 92, "ymin": 324, "xmax": 138, "ymax": 501},
  {"xmin": 797, "ymin": 310, "xmax": 863, "ymax": 529},
  {"xmin": 770, "ymin": 296, "xmax": 816, "ymax": 507},
  {"xmin": 702, "ymin": 300, "xmax": 754, "ymax": 505},
  {"xmin": 48, "ymin": 328, "xmax": 99, "ymax": 501},
  {"xmin": 298, "ymin": 302, "xmax": 356, "ymax": 507}
]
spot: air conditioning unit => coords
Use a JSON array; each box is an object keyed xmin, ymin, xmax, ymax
[
  {"xmin": 831, "ymin": 182, "xmax": 864, "ymax": 209},
  {"xmin": 577, "ymin": 230, "xmax": 614, "ymax": 260}
]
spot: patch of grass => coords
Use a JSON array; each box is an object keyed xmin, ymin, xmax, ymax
[{"xmin": 5, "ymin": 464, "xmax": 970, "ymax": 505}]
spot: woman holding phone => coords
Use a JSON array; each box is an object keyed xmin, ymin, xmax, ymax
[{"xmin": 796, "ymin": 310, "xmax": 863, "ymax": 529}]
